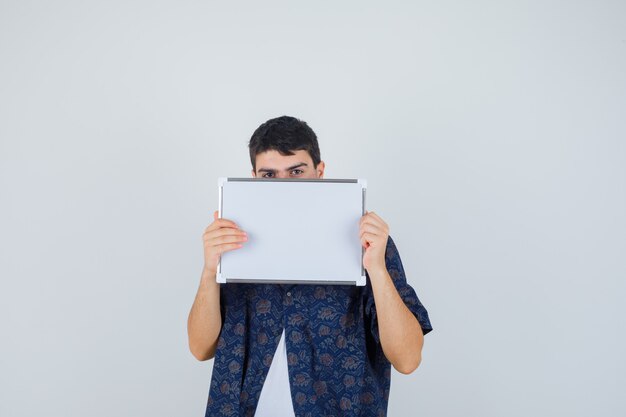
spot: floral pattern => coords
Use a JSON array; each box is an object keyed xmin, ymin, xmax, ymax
[{"xmin": 205, "ymin": 236, "xmax": 432, "ymax": 417}]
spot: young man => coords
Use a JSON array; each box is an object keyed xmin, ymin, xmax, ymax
[{"xmin": 188, "ymin": 116, "xmax": 432, "ymax": 417}]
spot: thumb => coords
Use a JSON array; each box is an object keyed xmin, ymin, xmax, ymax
[{"xmin": 213, "ymin": 210, "xmax": 219, "ymax": 220}]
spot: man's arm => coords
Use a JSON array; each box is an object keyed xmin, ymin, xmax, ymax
[
  {"xmin": 367, "ymin": 266, "xmax": 424, "ymax": 374},
  {"xmin": 360, "ymin": 211, "xmax": 424, "ymax": 374},
  {"xmin": 187, "ymin": 268, "xmax": 222, "ymax": 361},
  {"xmin": 187, "ymin": 211, "xmax": 247, "ymax": 361}
]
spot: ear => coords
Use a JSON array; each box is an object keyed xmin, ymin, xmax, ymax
[
  {"xmin": 316, "ymin": 161, "xmax": 326, "ymax": 179},
  {"xmin": 251, "ymin": 169, "xmax": 256, "ymax": 178}
]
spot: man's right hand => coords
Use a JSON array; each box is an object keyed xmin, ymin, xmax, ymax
[{"xmin": 202, "ymin": 210, "xmax": 247, "ymax": 275}]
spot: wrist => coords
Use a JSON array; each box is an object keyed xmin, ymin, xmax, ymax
[
  {"xmin": 366, "ymin": 263, "xmax": 388, "ymax": 279},
  {"xmin": 203, "ymin": 264, "xmax": 217, "ymax": 276},
  {"xmin": 200, "ymin": 267, "xmax": 219, "ymax": 288}
]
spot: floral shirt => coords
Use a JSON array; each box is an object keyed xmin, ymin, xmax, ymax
[{"xmin": 205, "ymin": 236, "xmax": 433, "ymax": 417}]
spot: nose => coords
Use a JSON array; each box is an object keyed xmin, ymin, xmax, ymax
[{"xmin": 275, "ymin": 172, "xmax": 289, "ymax": 179}]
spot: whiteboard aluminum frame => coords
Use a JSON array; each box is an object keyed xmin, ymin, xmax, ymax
[{"xmin": 216, "ymin": 177, "xmax": 367, "ymax": 286}]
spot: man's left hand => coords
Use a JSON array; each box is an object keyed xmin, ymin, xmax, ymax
[{"xmin": 359, "ymin": 211, "xmax": 389, "ymax": 273}]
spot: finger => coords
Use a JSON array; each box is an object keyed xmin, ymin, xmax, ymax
[
  {"xmin": 367, "ymin": 211, "xmax": 388, "ymax": 226},
  {"xmin": 205, "ymin": 218, "xmax": 239, "ymax": 232},
  {"xmin": 215, "ymin": 242, "xmax": 244, "ymax": 255},
  {"xmin": 360, "ymin": 232, "xmax": 379, "ymax": 246},
  {"xmin": 205, "ymin": 226, "xmax": 246, "ymax": 237},
  {"xmin": 360, "ymin": 216, "xmax": 388, "ymax": 235},
  {"xmin": 362, "ymin": 210, "xmax": 384, "ymax": 222},
  {"xmin": 359, "ymin": 223, "xmax": 383, "ymax": 238},
  {"xmin": 360, "ymin": 232, "xmax": 378, "ymax": 248},
  {"xmin": 213, "ymin": 210, "xmax": 218, "ymax": 220},
  {"xmin": 360, "ymin": 216, "xmax": 384, "ymax": 230},
  {"xmin": 204, "ymin": 228, "xmax": 243, "ymax": 242},
  {"xmin": 360, "ymin": 211, "xmax": 382, "ymax": 224},
  {"xmin": 360, "ymin": 216, "xmax": 378, "ymax": 227},
  {"xmin": 204, "ymin": 229, "xmax": 247, "ymax": 243},
  {"xmin": 213, "ymin": 234, "xmax": 247, "ymax": 245},
  {"xmin": 359, "ymin": 231, "xmax": 383, "ymax": 245},
  {"xmin": 360, "ymin": 230, "xmax": 388, "ymax": 250}
]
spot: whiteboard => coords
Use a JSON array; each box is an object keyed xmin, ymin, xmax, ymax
[{"xmin": 216, "ymin": 178, "xmax": 367, "ymax": 285}]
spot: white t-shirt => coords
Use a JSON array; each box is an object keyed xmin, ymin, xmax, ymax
[{"xmin": 254, "ymin": 329, "xmax": 296, "ymax": 417}]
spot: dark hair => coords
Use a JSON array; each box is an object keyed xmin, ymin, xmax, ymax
[{"xmin": 248, "ymin": 116, "xmax": 321, "ymax": 171}]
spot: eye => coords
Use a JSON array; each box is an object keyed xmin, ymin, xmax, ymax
[
  {"xmin": 262, "ymin": 172, "xmax": 274, "ymax": 178},
  {"xmin": 291, "ymin": 169, "xmax": 303, "ymax": 176}
]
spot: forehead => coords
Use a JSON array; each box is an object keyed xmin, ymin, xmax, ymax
[{"xmin": 255, "ymin": 149, "xmax": 313, "ymax": 169}]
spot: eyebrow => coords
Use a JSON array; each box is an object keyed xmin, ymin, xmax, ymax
[{"xmin": 257, "ymin": 162, "xmax": 308, "ymax": 173}]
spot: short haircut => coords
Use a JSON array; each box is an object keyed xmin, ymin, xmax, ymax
[{"xmin": 248, "ymin": 116, "xmax": 321, "ymax": 171}]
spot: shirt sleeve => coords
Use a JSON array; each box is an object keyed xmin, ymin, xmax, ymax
[{"xmin": 364, "ymin": 235, "xmax": 433, "ymax": 346}]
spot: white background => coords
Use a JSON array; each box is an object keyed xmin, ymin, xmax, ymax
[{"xmin": 1, "ymin": 1, "xmax": 624, "ymax": 416}]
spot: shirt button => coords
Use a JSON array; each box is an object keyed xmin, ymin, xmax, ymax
[{"xmin": 286, "ymin": 292, "xmax": 292, "ymax": 297}]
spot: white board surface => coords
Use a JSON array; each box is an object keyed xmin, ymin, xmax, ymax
[{"xmin": 217, "ymin": 178, "xmax": 367, "ymax": 285}]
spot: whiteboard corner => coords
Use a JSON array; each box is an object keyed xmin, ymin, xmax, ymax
[
  {"xmin": 216, "ymin": 272, "xmax": 226, "ymax": 284},
  {"xmin": 358, "ymin": 178, "xmax": 367, "ymax": 189},
  {"xmin": 218, "ymin": 177, "xmax": 228, "ymax": 187},
  {"xmin": 356, "ymin": 274, "xmax": 366, "ymax": 286}
]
